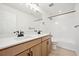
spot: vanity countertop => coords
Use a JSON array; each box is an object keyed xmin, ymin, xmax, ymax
[{"xmin": 0, "ymin": 33, "xmax": 50, "ymax": 50}]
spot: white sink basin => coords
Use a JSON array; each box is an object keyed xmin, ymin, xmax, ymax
[{"xmin": 14, "ymin": 36, "xmax": 33, "ymax": 40}]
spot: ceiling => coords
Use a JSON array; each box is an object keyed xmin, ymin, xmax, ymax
[
  {"xmin": 4, "ymin": 3, "xmax": 42, "ymax": 18},
  {"xmin": 3, "ymin": 3, "xmax": 75, "ymax": 18},
  {"xmin": 38, "ymin": 3, "xmax": 75, "ymax": 16}
]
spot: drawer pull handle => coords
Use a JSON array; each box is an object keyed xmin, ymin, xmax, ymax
[
  {"xmin": 30, "ymin": 51, "xmax": 33, "ymax": 56},
  {"xmin": 27, "ymin": 53, "xmax": 30, "ymax": 56}
]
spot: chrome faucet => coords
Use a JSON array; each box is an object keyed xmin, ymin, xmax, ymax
[{"xmin": 14, "ymin": 30, "xmax": 24, "ymax": 37}]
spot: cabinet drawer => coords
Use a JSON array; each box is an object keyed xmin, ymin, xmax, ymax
[
  {"xmin": 0, "ymin": 38, "xmax": 41, "ymax": 56},
  {"xmin": 42, "ymin": 35, "xmax": 50, "ymax": 41}
]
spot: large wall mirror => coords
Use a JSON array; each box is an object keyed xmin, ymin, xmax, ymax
[{"xmin": 0, "ymin": 3, "xmax": 42, "ymax": 38}]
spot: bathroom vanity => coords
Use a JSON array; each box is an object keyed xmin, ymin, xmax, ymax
[{"xmin": 0, "ymin": 34, "xmax": 52, "ymax": 56}]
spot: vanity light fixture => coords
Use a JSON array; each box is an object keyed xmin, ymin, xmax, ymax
[{"xmin": 25, "ymin": 3, "xmax": 40, "ymax": 13}]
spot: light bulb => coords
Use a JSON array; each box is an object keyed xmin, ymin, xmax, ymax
[{"xmin": 55, "ymin": 22, "xmax": 58, "ymax": 24}]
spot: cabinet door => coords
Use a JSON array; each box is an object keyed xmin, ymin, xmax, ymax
[
  {"xmin": 47, "ymin": 38, "xmax": 52, "ymax": 54},
  {"xmin": 31, "ymin": 43, "xmax": 41, "ymax": 56},
  {"xmin": 17, "ymin": 49, "xmax": 30, "ymax": 56},
  {"xmin": 41, "ymin": 40, "xmax": 48, "ymax": 56}
]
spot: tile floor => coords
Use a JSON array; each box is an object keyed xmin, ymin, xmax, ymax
[{"xmin": 49, "ymin": 46, "xmax": 77, "ymax": 56}]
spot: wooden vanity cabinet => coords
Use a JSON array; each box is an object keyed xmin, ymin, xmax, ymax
[
  {"xmin": 15, "ymin": 38, "xmax": 42, "ymax": 56},
  {"xmin": 0, "ymin": 35, "xmax": 52, "ymax": 56},
  {"xmin": 0, "ymin": 38, "xmax": 41, "ymax": 56}
]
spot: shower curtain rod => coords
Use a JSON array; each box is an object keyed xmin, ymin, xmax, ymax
[{"xmin": 48, "ymin": 10, "xmax": 76, "ymax": 18}]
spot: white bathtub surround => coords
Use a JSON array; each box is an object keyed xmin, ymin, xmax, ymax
[{"xmin": 57, "ymin": 41, "xmax": 76, "ymax": 51}]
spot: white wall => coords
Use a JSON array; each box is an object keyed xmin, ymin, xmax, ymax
[
  {"xmin": 75, "ymin": 4, "xmax": 79, "ymax": 51},
  {"xmin": 0, "ymin": 4, "xmax": 36, "ymax": 38}
]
